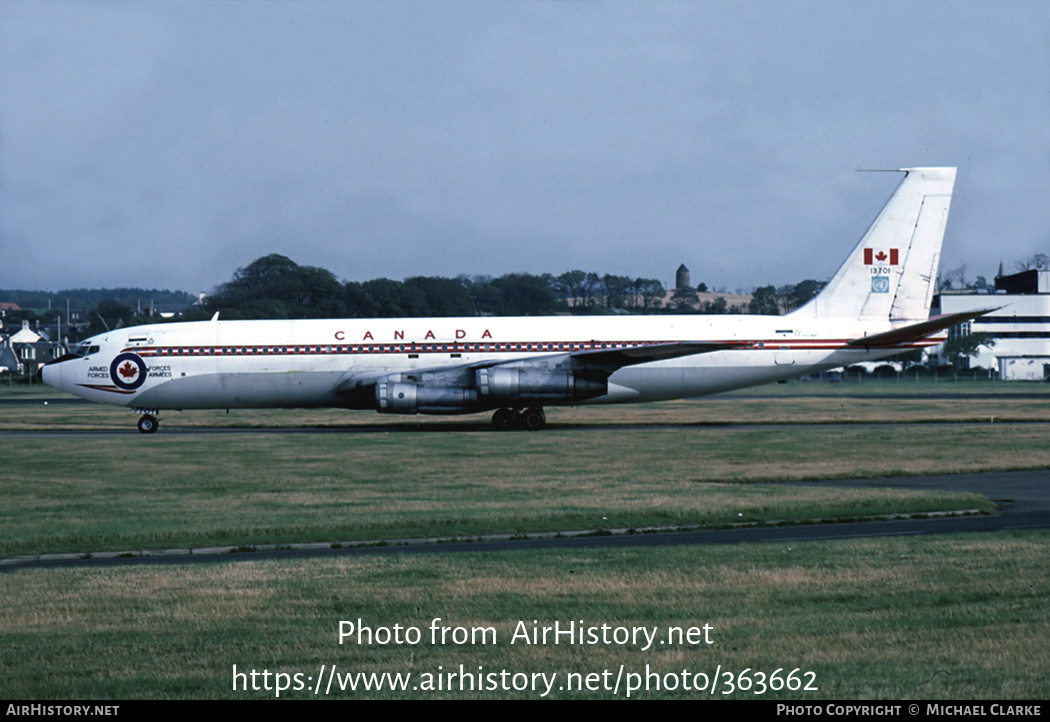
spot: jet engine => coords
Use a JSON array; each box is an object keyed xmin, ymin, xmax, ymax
[
  {"xmin": 373, "ymin": 363, "xmax": 608, "ymax": 416},
  {"xmin": 475, "ymin": 367, "xmax": 606, "ymax": 402},
  {"xmin": 375, "ymin": 379, "xmax": 479, "ymax": 415}
]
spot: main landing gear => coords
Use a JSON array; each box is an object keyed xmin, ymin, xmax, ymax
[
  {"xmin": 135, "ymin": 411, "xmax": 160, "ymax": 434},
  {"xmin": 491, "ymin": 407, "xmax": 546, "ymax": 431}
]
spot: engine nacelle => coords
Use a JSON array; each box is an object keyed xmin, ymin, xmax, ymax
[
  {"xmin": 374, "ymin": 365, "xmax": 607, "ymax": 416},
  {"xmin": 375, "ymin": 379, "xmax": 479, "ymax": 415},
  {"xmin": 476, "ymin": 367, "xmax": 606, "ymax": 402}
]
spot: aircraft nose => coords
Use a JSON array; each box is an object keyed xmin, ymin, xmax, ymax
[{"xmin": 40, "ymin": 360, "xmax": 62, "ymax": 390}]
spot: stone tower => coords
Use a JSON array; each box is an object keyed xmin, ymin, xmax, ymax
[{"xmin": 675, "ymin": 264, "xmax": 690, "ymax": 290}]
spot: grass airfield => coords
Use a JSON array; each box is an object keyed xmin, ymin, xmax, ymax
[{"xmin": 1, "ymin": 380, "xmax": 1049, "ymax": 699}]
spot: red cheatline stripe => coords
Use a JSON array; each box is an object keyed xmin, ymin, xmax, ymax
[
  {"xmin": 126, "ymin": 337, "xmax": 940, "ymax": 358},
  {"xmin": 77, "ymin": 384, "xmax": 136, "ymax": 395},
  {"xmin": 133, "ymin": 340, "xmax": 693, "ymax": 356}
]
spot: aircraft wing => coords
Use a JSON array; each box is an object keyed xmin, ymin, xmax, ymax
[
  {"xmin": 395, "ymin": 340, "xmax": 738, "ymax": 378},
  {"xmin": 559, "ymin": 340, "xmax": 741, "ymax": 372},
  {"xmin": 334, "ymin": 340, "xmax": 739, "ymax": 405},
  {"xmin": 846, "ymin": 308, "xmax": 999, "ymax": 349}
]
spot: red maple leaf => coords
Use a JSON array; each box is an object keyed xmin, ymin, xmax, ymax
[
  {"xmin": 875, "ymin": 250, "xmax": 887, "ymax": 262},
  {"xmin": 118, "ymin": 361, "xmax": 138, "ymax": 379}
]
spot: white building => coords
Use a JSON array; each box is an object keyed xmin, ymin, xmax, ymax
[
  {"xmin": 0, "ymin": 320, "xmax": 66, "ymax": 376},
  {"xmin": 934, "ymin": 269, "xmax": 1050, "ymax": 380}
]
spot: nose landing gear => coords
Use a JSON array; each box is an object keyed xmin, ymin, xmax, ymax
[{"xmin": 134, "ymin": 409, "xmax": 160, "ymax": 434}]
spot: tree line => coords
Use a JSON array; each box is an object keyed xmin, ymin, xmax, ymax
[
  {"xmin": 199, "ymin": 255, "xmax": 677, "ymax": 319},
  {"xmin": 196, "ymin": 254, "xmax": 826, "ymax": 321},
  {"xmin": 0, "ymin": 288, "xmax": 195, "ymax": 338},
  {"xmin": 0, "ymin": 288, "xmax": 194, "ymax": 317},
  {"xmin": 10, "ymin": 251, "xmax": 1050, "ymax": 333},
  {"xmin": 2, "ymin": 254, "xmax": 829, "ymax": 337}
]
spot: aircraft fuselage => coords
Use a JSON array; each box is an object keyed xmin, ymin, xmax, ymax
[{"xmin": 44, "ymin": 313, "xmax": 933, "ymax": 413}]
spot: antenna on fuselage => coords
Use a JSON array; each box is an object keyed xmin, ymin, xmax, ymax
[{"xmin": 211, "ymin": 312, "xmax": 220, "ymax": 322}]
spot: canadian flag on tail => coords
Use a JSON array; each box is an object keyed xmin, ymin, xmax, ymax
[{"xmin": 864, "ymin": 248, "xmax": 899, "ymax": 265}]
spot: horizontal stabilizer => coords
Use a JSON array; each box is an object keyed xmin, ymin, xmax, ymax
[{"xmin": 846, "ymin": 308, "xmax": 998, "ymax": 348}]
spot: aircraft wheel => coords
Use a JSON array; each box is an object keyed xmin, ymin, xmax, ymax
[
  {"xmin": 491, "ymin": 408, "xmax": 516, "ymax": 430},
  {"xmin": 137, "ymin": 414, "xmax": 159, "ymax": 434},
  {"xmin": 521, "ymin": 407, "xmax": 546, "ymax": 431}
]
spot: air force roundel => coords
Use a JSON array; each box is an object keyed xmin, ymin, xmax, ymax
[{"xmin": 110, "ymin": 352, "xmax": 148, "ymax": 390}]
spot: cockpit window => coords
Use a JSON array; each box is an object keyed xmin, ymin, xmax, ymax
[{"xmin": 70, "ymin": 344, "xmax": 101, "ymax": 358}]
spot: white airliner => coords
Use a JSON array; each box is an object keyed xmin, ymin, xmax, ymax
[{"xmin": 43, "ymin": 167, "xmax": 985, "ymax": 433}]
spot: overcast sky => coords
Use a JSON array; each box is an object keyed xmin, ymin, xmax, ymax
[{"xmin": 2, "ymin": 1, "xmax": 1048, "ymax": 296}]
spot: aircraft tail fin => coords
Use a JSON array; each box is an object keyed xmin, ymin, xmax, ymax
[{"xmin": 792, "ymin": 167, "xmax": 956, "ymax": 322}]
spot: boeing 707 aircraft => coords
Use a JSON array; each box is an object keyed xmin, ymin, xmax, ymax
[{"xmin": 43, "ymin": 167, "xmax": 985, "ymax": 433}]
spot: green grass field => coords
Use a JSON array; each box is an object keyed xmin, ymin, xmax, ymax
[
  {"xmin": 2, "ymin": 535, "xmax": 1047, "ymax": 699},
  {"xmin": 1, "ymin": 397, "xmax": 1026, "ymax": 557},
  {"xmin": 1, "ymin": 381, "xmax": 1048, "ymax": 699}
]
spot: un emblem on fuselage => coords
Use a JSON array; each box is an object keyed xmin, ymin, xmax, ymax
[
  {"xmin": 110, "ymin": 352, "xmax": 148, "ymax": 391},
  {"xmin": 871, "ymin": 276, "xmax": 890, "ymax": 294}
]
